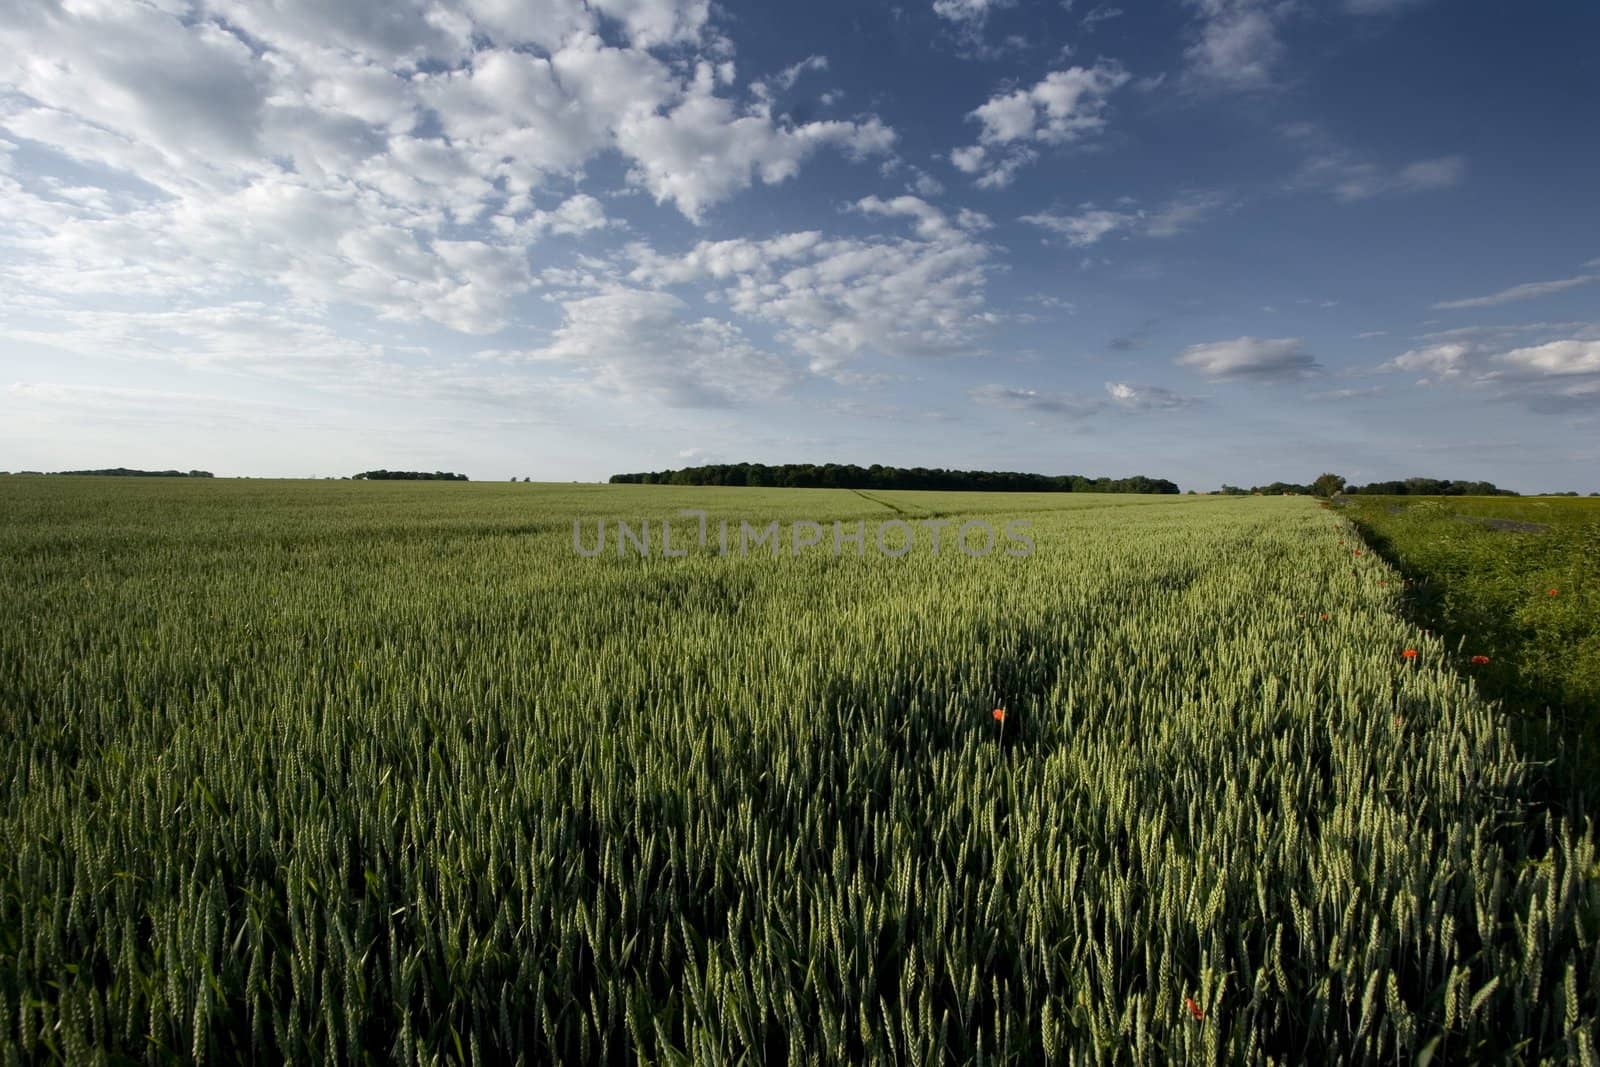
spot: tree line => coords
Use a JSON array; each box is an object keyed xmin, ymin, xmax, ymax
[
  {"xmin": 352, "ymin": 470, "xmax": 469, "ymax": 481},
  {"xmin": 609, "ymin": 463, "xmax": 1180, "ymax": 494},
  {"xmin": 1218, "ymin": 475, "xmax": 1521, "ymax": 497},
  {"xmin": 43, "ymin": 468, "xmax": 214, "ymax": 478}
]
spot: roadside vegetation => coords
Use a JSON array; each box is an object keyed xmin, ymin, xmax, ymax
[{"xmin": 1340, "ymin": 494, "xmax": 1600, "ymax": 801}]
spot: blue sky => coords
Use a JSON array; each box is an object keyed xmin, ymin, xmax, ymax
[{"xmin": 1, "ymin": 0, "xmax": 1597, "ymax": 491}]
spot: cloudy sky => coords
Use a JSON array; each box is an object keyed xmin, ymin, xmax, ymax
[{"xmin": 2, "ymin": 0, "xmax": 1597, "ymax": 490}]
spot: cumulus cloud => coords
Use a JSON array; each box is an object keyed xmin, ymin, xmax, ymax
[
  {"xmin": 0, "ymin": 0, "xmax": 899, "ymax": 373},
  {"xmin": 952, "ymin": 61, "xmax": 1130, "ymax": 187},
  {"xmin": 1021, "ymin": 208, "xmax": 1131, "ymax": 247},
  {"xmin": 1431, "ymin": 274, "xmax": 1599, "ymax": 310},
  {"xmin": 523, "ymin": 288, "xmax": 798, "ymax": 405},
  {"xmin": 618, "ymin": 77, "xmax": 895, "ymax": 220},
  {"xmin": 1183, "ymin": 0, "xmax": 1287, "ymax": 90},
  {"xmin": 1377, "ymin": 328, "xmax": 1600, "ymax": 411},
  {"xmin": 1381, "ymin": 342, "xmax": 1473, "ymax": 380},
  {"xmin": 1175, "ymin": 336, "xmax": 1321, "ymax": 381},
  {"xmin": 626, "ymin": 210, "xmax": 995, "ymax": 375},
  {"xmin": 854, "ymin": 195, "xmax": 989, "ymax": 243},
  {"xmin": 589, "ymin": 0, "xmax": 713, "ymax": 47},
  {"xmin": 932, "ymin": 0, "xmax": 1014, "ymax": 27},
  {"xmin": 1500, "ymin": 340, "xmax": 1600, "ymax": 377}
]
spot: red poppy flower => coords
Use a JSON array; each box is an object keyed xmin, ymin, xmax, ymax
[
  {"xmin": 1185, "ymin": 997, "xmax": 1205, "ymax": 1021},
  {"xmin": 1548, "ymin": 588, "xmax": 1559, "ymax": 597},
  {"xmin": 1471, "ymin": 655, "xmax": 1490, "ymax": 665},
  {"xmin": 1319, "ymin": 613, "xmax": 1328, "ymax": 620},
  {"xmin": 1401, "ymin": 649, "xmax": 1418, "ymax": 659},
  {"xmin": 1354, "ymin": 550, "xmax": 1362, "ymax": 556},
  {"xmin": 992, "ymin": 708, "xmax": 1006, "ymax": 723}
]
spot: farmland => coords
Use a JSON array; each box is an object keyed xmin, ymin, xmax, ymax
[
  {"xmin": 1, "ymin": 478, "xmax": 1596, "ymax": 1063},
  {"xmin": 1339, "ymin": 494, "xmax": 1600, "ymax": 786}
]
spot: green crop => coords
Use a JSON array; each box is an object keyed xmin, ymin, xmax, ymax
[{"xmin": 0, "ymin": 478, "xmax": 1595, "ymax": 1063}]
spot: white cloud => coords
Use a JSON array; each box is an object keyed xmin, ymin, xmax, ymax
[
  {"xmin": 1081, "ymin": 6, "xmax": 1124, "ymax": 30},
  {"xmin": 0, "ymin": 0, "xmax": 903, "ymax": 405},
  {"xmin": 932, "ymin": 0, "xmax": 1014, "ymax": 26},
  {"xmin": 1021, "ymin": 191, "xmax": 1223, "ymax": 245},
  {"xmin": 589, "ymin": 0, "xmax": 712, "ymax": 47},
  {"xmin": 770, "ymin": 55, "xmax": 829, "ymax": 92},
  {"xmin": 953, "ymin": 61, "xmax": 1130, "ymax": 187},
  {"xmin": 628, "ymin": 231, "xmax": 825, "ymax": 285},
  {"xmin": 1416, "ymin": 321, "xmax": 1600, "ymax": 344},
  {"xmin": 0, "ymin": 4, "xmax": 273, "ymax": 183},
  {"xmin": 1022, "ymin": 208, "xmax": 1132, "ymax": 246},
  {"xmin": 617, "ymin": 68, "xmax": 895, "ymax": 220},
  {"xmin": 950, "ymin": 145, "xmax": 988, "ymax": 174},
  {"xmin": 1500, "ymin": 340, "xmax": 1600, "ymax": 377},
  {"xmin": 1144, "ymin": 192, "xmax": 1227, "ymax": 237},
  {"xmin": 523, "ymin": 288, "xmax": 797, "ymax": 405},
  {"xmin": 1394, "ymin": 157, "xmax": 1465, "ymax": 192},
  {"xmin": 1376, "ymin": 329, "xmax": 1600, "ymax": 410},
  {"xmin": 854, "ymin": 195, "xmax": 988, "ymax": 243},
  {"xmin": 1381, "ymin": 342, "xmax": 1473, "ymax": 380},
  {"xmin": 1431, "ymin": 274, "xmax": 1599, "ymax": 310},
  {"xmin": 972, "ymin": 62, "xmax": 1130, "ymax": 145},
  {"xmin": 626, "ymin": 211, "xmax": 994, "ymax": 375},
  {"xmin": 1183, "ymin": 0, "xmax": 1286, "ymax": 90},
  {"xmin": 1176, "ymin": 336, "xmax": 1320, "ymax": 381},
  {"xmin": 493, "ymin": 193, "xmax": 615, "ymax": 243},
  {"xmin": 1104, "ymin": 381, "xmax": 1194, "ymax": 410},
  {"xmin": 208, "ymin": 0, "xmax": 471, "ymax": 63}
]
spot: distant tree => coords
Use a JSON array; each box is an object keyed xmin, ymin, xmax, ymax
[
  {"xmin": 1312, "ymin": 473, "xmax": 1346, "ymax": 498},
  {"xmin": 353, "ymin": 470, "xmax": 468, "ymax": 481},
  {"xmin": 55, "ymin": 468, "xmax": 213, "ymax": 478},
  {"xmin": 1345, "ymin": 477, "xmax": 1517, "ymax": 497},
  {"xmin": 607, "ymin": 463, "xmax": 1180, "ymax": 494}
]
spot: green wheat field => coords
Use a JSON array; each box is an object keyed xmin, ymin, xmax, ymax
[{"xmin": 1, "ymin": 478, "xmax": 1596, "ymax": 1064}]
